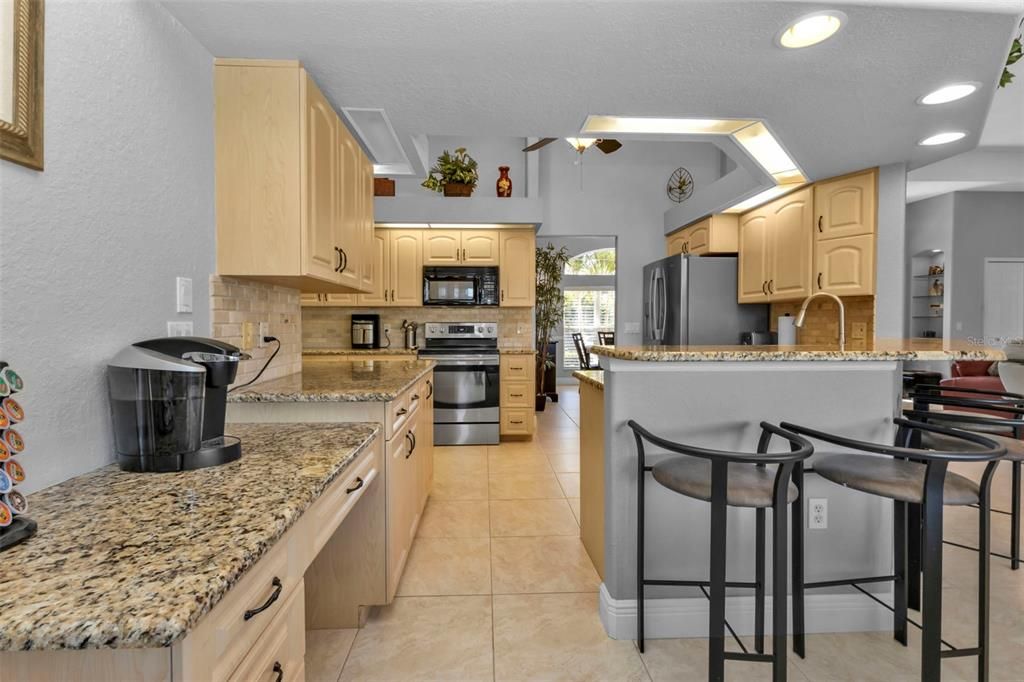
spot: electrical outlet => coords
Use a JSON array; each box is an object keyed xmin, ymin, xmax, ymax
[
  {"xmin": 851, "ymin": 322, "xmax": 867, "ymax": 340},
  {"xmin": 258, "ymin": 322, "xmax": 269, "ymax": 347},
  {"xmin": 809, "ymin": 498, "xmax": 828, "ymax": 530},
  {"xmin": 167, "ymin": 321, "xmax": 193, "ymax": 337}
]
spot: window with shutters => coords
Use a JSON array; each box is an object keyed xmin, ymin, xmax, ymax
[{"xmin": 562, "ymin": 289, "xmax": 615, "ymax": 370}]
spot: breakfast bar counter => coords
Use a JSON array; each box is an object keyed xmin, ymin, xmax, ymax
[{"xmin": 586, "ymin": 339, "xmax": 1005, "ymax": 642}]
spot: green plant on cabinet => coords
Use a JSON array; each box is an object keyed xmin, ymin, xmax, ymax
[{"xmin": 421, "ymin": 147, "xmax": 480, "ymax": 193}]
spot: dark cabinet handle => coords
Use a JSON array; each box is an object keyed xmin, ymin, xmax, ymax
[
  {"xmin": 511, "ymin": 420, "xmax": 524, "ymax": 425},
  {"xmin": 767, "ymin": 279, "xmax": 774, "ymax": 294},
  {"xmin": 346, "ymin": 476, "xmax": 364, "ymax": 494},
  {"xmin": 411, "ymin": 393, "xmax": 420, "ymax": 402},
  {"xmin": 391, "ymin": 289, "xmax": 395, "ymax": 301},
  {"xmin": 501, "ymin": 290, "xmax": 505, "ymax": 302},
  {"xmin": 762, "ymin": 281, "xmax": 768, "ymax": 295},
  {"xmin": 340, "ymin": 248, "xmax": 348, "ymax": 274},
  {"xmin": 405, "ymin": 431, "xmax": 414, "ymax": 458},
  {"xmin": 273, "ymin": 662, "xmax": 283, "ymax": 682},
  {"xmin": 396, "ymin": 407, "xmax": 408, "ymax": 417},
  {"xmin": 334, "ymin": 247, "xmax": 343, "ymax": 272},
  {"xmin": 817, "ymin": 272, "xmax": 823, "ymax": 289},
  {"xmin": 244, "ymin": 577, "xmax": 282, "ymax": 621},
  {"xmin": 411, "ymin": 432, "xmax": 417, "ymax": 452},
  {"xmin": 426, "ymin": 380, "xmax": 433, "ymax": 399},
  {"xmin": 817, "ymin": 216, "xmax": 823, "ymax": 233},
  {"xmin": 511, "ymin": 366, "xmax": 523, "ymax": 371}
]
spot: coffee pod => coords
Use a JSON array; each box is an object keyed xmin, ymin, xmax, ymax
[
  {"xmin": 3, "ymin": 429, "xmax": 24, "ymax": 454},
  {"xmin": 0, "ymin": 409, "xmax": 8, "ymax": 429},
  {"xmin": 5, "ymin": 459, "xmax": 25, "ymax": 484},
  {"xmin": 0, "ymin": 375, "xmax": 8, "ymax": 398},
  {"xmin": 0, "ymin": 469, "xmax": 11, "ymax": 494},
  {"xmin": 0, "ymin": 438, "xmax": 8, "ymax": 462},
  {"xmin": 0, "ymin": 501, "xmax": 11, "ymax": 527},
  {"xmin": 2, "ymin": 397, "xmax": 23, "ymax": 424},
  {"xmin": 2, "ymin": 490, "xmax": 27, "ymax": 515},
  {"xmin": 1, "ymin": 367, "xmax": 23, "ymax": 393}
]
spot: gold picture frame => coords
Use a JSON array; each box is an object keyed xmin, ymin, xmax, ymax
[{"xmin": 1, "ymin": 0, "xmax": 43, "ymax": 170}]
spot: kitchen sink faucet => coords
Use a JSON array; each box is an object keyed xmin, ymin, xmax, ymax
[{"xmin": 794, "ymin": 291, "xmax": 846, "ymax": 351}]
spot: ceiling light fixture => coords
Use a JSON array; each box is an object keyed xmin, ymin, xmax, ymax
[
  {"xmin": 581, "ymin": 116, "xmax": 753, "ymax": 136},
  {"xmin": 723, "ymin": 183, "xmax": 805, "ymax": 214},
  {"xmin": 918, "ymin": 83, "xmax": 979, "ymax": 105},
  {"xmin": 919, "ymin": 131, "xmax": 967, "ymax": 146},
  {"xmin": 565, "ymin": 137, "xmax": 597, "ymax": 153},
  {"xmin": 732, "ymin": 122, "xmax": 800, "ymax": 176},
  {"xmin": 777, "ymin": 11, "xmax": 846, "ymax": 49}
]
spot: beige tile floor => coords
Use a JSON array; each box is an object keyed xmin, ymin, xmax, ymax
[{"xmin": 308, "ymin": 388, "xmax": 1024, "ymax": 681}]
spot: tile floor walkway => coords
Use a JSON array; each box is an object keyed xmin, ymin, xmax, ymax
[{"xmin": 307, "ymin": 387, "xmax": 1024, "ymax": 681}]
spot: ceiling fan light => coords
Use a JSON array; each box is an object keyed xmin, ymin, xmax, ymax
[
  {"xmin": 565, "ymin": 137, "xmax": 597, "ymax": 151},
  {"xmin": 778, "ymin": 12, "xmax": 845, "ymax": 49}
]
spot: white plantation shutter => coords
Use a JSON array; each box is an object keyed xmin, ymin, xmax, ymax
[{"xmin": 563, "ymin": 289, "xmax": 615, "ymax": 369}]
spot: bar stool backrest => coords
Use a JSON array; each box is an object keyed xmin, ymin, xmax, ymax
[
  {"xmin": 999, "ymin": 361, "xmax": 1024, "ymax": 395},
  {"xmin": 571, "ymin": 332, "xmax": 591, "ymax": 369}
]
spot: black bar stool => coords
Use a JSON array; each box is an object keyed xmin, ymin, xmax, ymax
[
  {"xmin": 782, "ymin": 418, "xmax": 1004, "ymax": 682},
  {"xmin": 907, "ymin": 387, "xmax": 1024, "ymax": 570},
  {"xmin": 629, "ymin": 420, "xmax": 813, "ymax": 682}
]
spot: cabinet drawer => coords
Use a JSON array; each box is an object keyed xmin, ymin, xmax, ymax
[
  {"xmin": 501, "ymin": 381, "xmax": 532, "ymax": 408},
  {"xmin": 386, "ymin": 390, "xmax": 414, "ymax": 440},
  {"xmin": 310, "ymin": 437, "xmax": 381, "ymax": 553},
  {"xmin": 501, "ymin": 408, "xmax": 534, "ymax": 435},
  {"xmin": 500, "ymin": 356, "xmax": 532, "ymax": 380},
  {"xmin": 228, "ymin": 581, "xmax": 305, "ymax": 682}
]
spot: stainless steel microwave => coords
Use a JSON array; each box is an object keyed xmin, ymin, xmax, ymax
[{"xmin": 423, "ymin": 267, "xmax": 500, "ymax": 306}]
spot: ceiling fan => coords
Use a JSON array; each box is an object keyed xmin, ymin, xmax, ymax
[{"xmin": 522, "ymin": 137, "xmax": 623, "ymax": 155}]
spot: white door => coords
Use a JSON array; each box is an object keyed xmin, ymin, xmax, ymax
[{"xmin": 983, "ymin": 258, "xmax": 1024, "ymax": 344}]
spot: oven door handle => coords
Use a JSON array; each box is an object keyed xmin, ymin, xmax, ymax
[{"xmin": 421, "ymin": 356, "xmax": 500, "ymax": 366}]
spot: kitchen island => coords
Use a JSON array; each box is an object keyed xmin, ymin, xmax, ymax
[
  {"xmin": 587, "ymin": 339, "xmax": 1005, "ymax": 641},
  {"xmin": 0, "ymin": 422, "xmax": 382, "ymax": 680}
]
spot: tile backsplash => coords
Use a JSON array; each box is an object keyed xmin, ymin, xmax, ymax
[
  {"xmin": 303, "ymin": 306, "xmax": 534, "ymax": 350},
  {"xmin": 770, "ymin": 295, "xmax": 875, "ymax": 349},
  {"xmin": 210, "ymin": 276, "xmax": 302, "ymax": 386}
]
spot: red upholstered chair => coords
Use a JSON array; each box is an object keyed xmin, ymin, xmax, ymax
[{"xmin": 940, "ymin": 361, "xmax": 1008, "ymax": 417}]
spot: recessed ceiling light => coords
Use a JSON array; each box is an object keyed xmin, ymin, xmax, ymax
[
  {"xmin": 918, "ymin": 83, "xmax": 979, "ymax": 105},
  {"xmin": 919, "ymin": 131, "xmax": 967, "ymax": 146},
  {"xmin": 777, "ymin": 11, "xmax": 846, "ymax": 49}
]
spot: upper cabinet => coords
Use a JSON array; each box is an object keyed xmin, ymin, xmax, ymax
[
  {"xmin": 812, "ymin": 169, "xmax": 877, "ymax": 296},
  {"xmin": 736, "ymin": 188, "xmax": 813, "ymax": 303},
  {"xmin": 423, "ymin": 230, "xmax": 499, "ymax": 265},
  {"xmin": 499, "ymin": 230, "xmax": 536, "ymax": 307},
  {"xmin": 389, "ymin": 230, "xmax": 424, "ymax": 306},
  {"xmin": 666, "ymin": 215, "xmax": 739, "ymax": 256},
  {"xmin": 214, "ymin": 60, "xmax": 374, "ymax": 293}
]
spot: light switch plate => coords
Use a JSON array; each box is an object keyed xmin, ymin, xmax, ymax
[
  {"xmin": 176, "ymin": 277, "xmax": 193, "ymax": 313},
  {"xmin": 167, "ymin": 321, "xmax": 193, "ymax": 337}
]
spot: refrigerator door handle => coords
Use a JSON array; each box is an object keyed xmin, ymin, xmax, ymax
[
  {"xmin": 658, "ymin": 270, "xmax": 668, "ymax": 342},
  {"xmin": 646, "ymin": 267, "xmax": 657, "ymax": 341}
]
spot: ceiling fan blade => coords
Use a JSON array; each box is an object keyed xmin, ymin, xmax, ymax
[
  {"xmin": 522, "ymin": 137, "xmax": 558, "ymax": 152},
  {"xmin": 596, "ymin": 138, "xmax": 622, "ymax": 154}
]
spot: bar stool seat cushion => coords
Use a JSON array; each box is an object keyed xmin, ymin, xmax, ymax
[
  {"xmin": 651, "ymin": 457, "xmax": 798, "ymax": 508},
  {"xmin": 814, "ymin": 454, "xmax": 980, "ymax": 505},
  {"xmin": 932, "ymin": 409, "xmax": 1023, "ymax": 436},
  {"xmin": 919, "ymin": 430, "xmax": 1024, "ymax": 462}
]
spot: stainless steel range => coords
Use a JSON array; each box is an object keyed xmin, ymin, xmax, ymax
[{"xmin": 419, "ymin": 322, "xmax": 499, "ymax": 445}]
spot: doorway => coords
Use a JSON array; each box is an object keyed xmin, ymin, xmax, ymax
[{"xmin": 983, "ymin": 258, "xmax": 1024, "ymax": 345}]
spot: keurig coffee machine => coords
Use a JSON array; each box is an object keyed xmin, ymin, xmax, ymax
[
  {"xmin": 351, "ymin": 314, "xmax": 381, "ymax": 349},
  {"xmin": 107, "ymin": 337, "xmax": 249, "ymax": 472}
]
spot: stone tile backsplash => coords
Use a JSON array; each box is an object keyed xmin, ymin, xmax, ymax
[
  {"xmin": 770, "ymin": 295, "xmax": 875, "ymax": 350},
  {"xmin": 210, "ymin": 276, "xmax": 302, "ymax": 387},
  {"xmin": 303, "ymin": 306, "xmax": 534, "ymax": 350}
]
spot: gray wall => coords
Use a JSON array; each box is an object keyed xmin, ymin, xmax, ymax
[
  {"xmin": 0, "ymin": 1, "xmax": 215, "ymax": 492},
  {"xmin": 949, "ymin": 191, "xmax": 1024, "ymax": 340},
  {"xmin": 875, "ymin": 163, "xmax": 908, "ymax": 337},
  {"xmin": 538, "ymin": 140, "xmax": 723, "ymax": 345}
]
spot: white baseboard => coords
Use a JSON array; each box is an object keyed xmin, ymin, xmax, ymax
[{"xmin": 599, "ymin": 583, "xmax": 893, "ymax": 640}]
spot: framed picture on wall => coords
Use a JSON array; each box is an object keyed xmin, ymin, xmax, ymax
[{"xmin": 0, "ymin": 0, "xmax": 43, "ymax": 171}]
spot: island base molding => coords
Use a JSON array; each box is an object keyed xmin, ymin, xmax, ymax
[{"xmin": 598, "ymin": 583, "xmax": 891, "ymax": 640}]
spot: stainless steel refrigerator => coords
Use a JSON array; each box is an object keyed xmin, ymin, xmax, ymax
[{"xmin": 642, "ymin": 255, "xmax": 768, "ymax": 345}]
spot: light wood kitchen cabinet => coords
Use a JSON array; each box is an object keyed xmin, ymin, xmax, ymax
[
  {"xmin": 357, "ymin": 231, "xmax": 389, "ymax": 306},
  {"xmin": 499, "ymin": 230, "xmax": 536, "ymax": 307},
  {"xmin": 666, "ymin": 215, "xmax": 739, "ymax": 256},
  {"xmin": 423, "ymin": 230, "xmax": 500, "ymax": 265},
  {"xmin": 386, "ymin": 399, "xmax": 424, "ymax": 601},
  {"xmin": 737, "ymin": 188, "xmax": 812, "ymax": 303},
  {"xmin": 500, "ymin": 354, "xmax": 535, "ymax": 437},
  {"xmin": 214, "ymin": 60, "xmax": 373, "ymax": 293},
  {"xmin": 814, "ymin": 234, "xmax": 875, "ymax": 296},
  {"xmin": 389, "ymin": 230, "xmax": 424, "ymax": 306},
  {"xmin": 813, "ymin": 169, "xmax": 877, "ymax": 241},
  {"xmin": 462, "ymin": 231, "xmax": 500, "ymax": 264}
]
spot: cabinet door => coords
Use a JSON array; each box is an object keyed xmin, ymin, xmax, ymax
[
  {"xmin": 389, "ymin": 230, "xmax": 423, "ymax": 306},
  {"xmin": 357, "ymin": 231, "xmax": 389, "ymax": 306},
  {"xmin": 499, "ymin": 230, "xmax": 536, "ymax": 307},
  {"xmin": 813, "ymin": 170, "xmax": 876, "ymax": 241},
  {"xmin": 737, "ymin": 211, "xmax": 770, "ymax": 303},
  {"xmin": 359, "ymin": 156, "xmax": 376, "ymax": 292},
  {"xmin": 422, "ymin": 231, "xmax": 462, "ymax": 265},
  {"xmin": 335, "ymin": 127, "xmax": 362, "ymax": 290},
  {"xmin": 324, "ymin": 293, "xmax": 357, "ymax": 305},
  {"xmin": 386, "ymin": 425, "xmax": 416, "ymax": 601},
  {"xmin": 301, "ymin": 292, "xmax": 325, "ymax": 307},
  {"xmin": 815, "ymin": 234, "xmax": 875, "ymax": 296},
  {"xmin": 302, "ymin": 74, "xmax": 341, "ymax": 283},
  {"xmin": 686, "ymin": 221, "xmax": 710, "ymax": 255},
  {"xmin": 768, "ymin": 188, "xmax": 813, "ymax": 301},
  {"xmin": 462, "ymin": 231, "xmax": 500, "ymax": 265},
  {"xmin": 666, "ymin": 232, "xmax": 686, "ymax": 256}
]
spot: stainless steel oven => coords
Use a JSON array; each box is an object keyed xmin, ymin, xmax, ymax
[
  {"xmin": 419, "ymin": 322, "xmax": 500, "ymax": 445},
  {"xmin": 423, "ymin": 267, "xmax": 499, "ymax": 306}
]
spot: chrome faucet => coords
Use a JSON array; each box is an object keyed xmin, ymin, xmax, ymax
[{"xmin": 794, "ymin": 292, "xmax": 846, "ymax": 351}]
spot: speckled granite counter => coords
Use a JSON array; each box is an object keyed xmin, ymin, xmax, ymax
[
  {"xmin": 591, "ymin": 339, "xmax": 1006, "ymax": 363},
  {"xmin": 303, "ymin": 348, "xmax": 417, "ymax": 356},
  {"xmin": 0, "ymin": 422, "xmax": 379, "ymax": 651},
  {"xmin": 573, "ymin": 370, "xmax": 604, "ymax": 390},
  {"xmin": 500, "ymin": 348, "xmax": 536, "ymax": 355},
  {"xmin": 228, "ymin": 356, "xmax": 435, "ymax": 403}
]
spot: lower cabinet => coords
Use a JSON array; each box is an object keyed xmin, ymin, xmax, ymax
[
  {"xmin": 386, "ymin": 402, "xmax": 424, "ymax": 601},
  {"xmin": 814, "ymin": 233, "xmax": 875, "ymax": 296},
  {"xmin": 499, "ymin": 354, "xmax": 535, "ymax": 437},
  {"xmin": 228, "ymin": 581, "xmax": 306, "ymax": 682}
]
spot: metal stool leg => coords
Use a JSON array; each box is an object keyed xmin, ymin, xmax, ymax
[
  {"xmin": 908, "ymin": 502, "xmax": 922, "ymax": 611},
  {"xmin": 893, "ymin": 500, "xmax": 908, "ymax": 646},
  {"xmin": 772, "ymin": 497, "xmax": 790, "ymax": 682},
  {"xmin": 791, "ymin": 463, "xmax": 805, "ymax": 659},
  {"xmin": 920, "ymin": 468, "xmax": 946, "ymax": 682},
  {"xmin": 1012, "ymin": 460, "xmax": 1021, "ymax": 571},
  {"xmin": 637, "ymin": 456, "xmax": 646, "ymax": 652},
  {"xmin": 979, "ymin": 484, "xmax": 992, "ymax": 681},
  {"xmin": 755, "ymin": 507, "xmax": 766, "ymax": 655},
  {"xmin": 708, "ymin": 462, "xmax": 728, "ymax": 682}
]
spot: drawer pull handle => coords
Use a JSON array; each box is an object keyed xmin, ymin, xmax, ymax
[
  {"xmin": 511, "ymin": 420, "xmax": 523, "ymax": 425},
  {"xmin": 405, "ymin": 431, "xmax": 416, "ymax": 458},
  {"xmin": 346, "ymin": 477, "xmax": 365, "ymax": 494},
  {"xmin": 244, "ymin": 577, "xmax": 282, "ymax": 621},
  {"xmin": 817, "ymin": 216, "xmax": 824, "ymax": 233},
  {"xmin": 817, "ymin": 272, "xmax": 823, "ymax": 289},
  {"xmin": 511, "ymin": 366, "xmax": 523, "ymax": 371},
  {"xmin": 396, "ymin": 407, "xmax": 408, "ymax": 417},
  {"xmin": 511, "ymin": 393, "xmax": 524, "ymax": 398},
  {"xmin": 426, "ymin": 380, "xmax": 433, "ymax": 399},
  {"xmin": 412, "ymin": 393, "xmax": 420, "ymax": 401},
  {"xmin": 273, "ymin": 662, "xmax": 284, "ymax": 682}
]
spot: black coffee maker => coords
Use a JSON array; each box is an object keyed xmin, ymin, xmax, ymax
[{"xmin": 107, "ymin": 337, "xmax": 248, "ymax": 472}]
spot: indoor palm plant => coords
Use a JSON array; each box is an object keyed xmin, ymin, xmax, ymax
[
  {"xmin": 534, "ymin": 243, "xmax": 570, "ymax": 411},
  {"xmin": 421, "ymin": 147, "xmax": 479, "ymax": 197}
]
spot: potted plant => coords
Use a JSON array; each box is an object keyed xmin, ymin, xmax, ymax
[
  {"xmin": 421, "ymin": 147, "xmax": 479, "ymax": 197},
  {"xmin": 534, "ymin": 243, "xmax": 570, "ymax": 411}
]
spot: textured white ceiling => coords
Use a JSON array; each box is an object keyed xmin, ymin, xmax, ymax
[
  {"xmin": 981, "ymin": 80, "xmax": 1024, "ymax": 146},
  {"xmin": 162, "ymin": 0, "xmax": 1021, "ymax": 180}
]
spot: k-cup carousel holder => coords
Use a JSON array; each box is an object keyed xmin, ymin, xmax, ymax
[{"xmin": 0, "ymin": 362, "xmax": 36, "ymax": 552}]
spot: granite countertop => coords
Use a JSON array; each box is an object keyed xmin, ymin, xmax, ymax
[
  {"xmin": 303, "ymin": 348, "xmax": 417, "ymax": 356},
  {"xmin": 228, "ymin": 356, "xmax": 435, "ymax": 403},
  {"xmin": 572, "ymin": 370, "xmax": 604, "ymax": 390},
  {"xmin": 0, "ymin": 422, "xmax": 380, "ymax": 651},
  {"xmin": 499, "ymin": 348, "xmax": 536, "ymax": 355},
  {"xmin": 591, "ymin": 339, "xmax": 1007, "ymax": 363}
]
